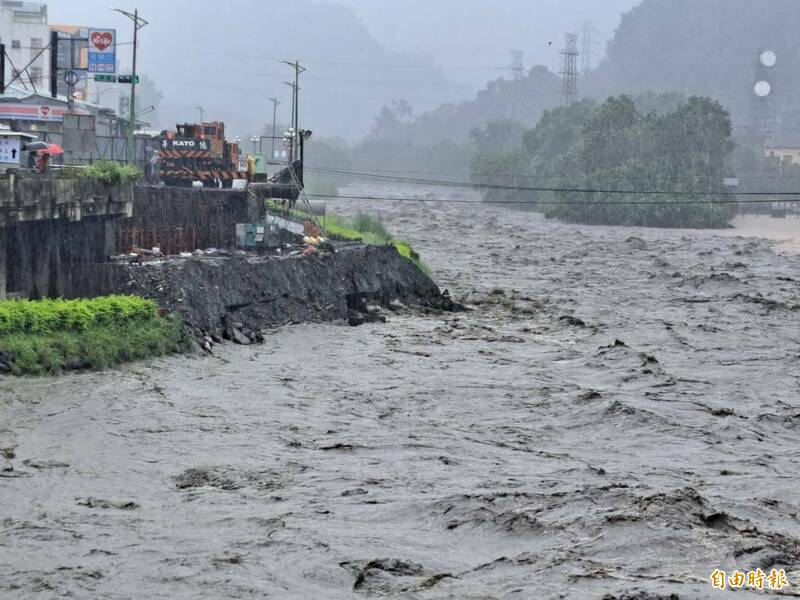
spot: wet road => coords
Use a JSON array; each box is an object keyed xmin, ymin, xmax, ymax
[{"xmin": 1, "ymin": 186, "xmax": 799, "ymax": 599}]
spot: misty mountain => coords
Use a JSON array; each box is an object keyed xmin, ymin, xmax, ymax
[
  {"xmin": 367, "ymin": 66, "xmax": 562, "ymax": 147},
  {"xmin": 591, "ymin": 0, "xmax": 800, "ymax": 141},
  {"xmin": 48, "ymin": 0, "xmax": 467, "ymax": 140},
  {"xmin": 336, "ymin": 0, "xmax": 640, "ymax": 88}
]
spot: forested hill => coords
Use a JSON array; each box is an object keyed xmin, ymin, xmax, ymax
[{"xmin": 592, "ymin": 0, "xmax": 800, "ymax": 137}]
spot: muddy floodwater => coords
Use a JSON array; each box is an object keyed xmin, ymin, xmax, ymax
[{"xmin": 1, "ymin": 185, "xmax": 799, "ymax": 599}]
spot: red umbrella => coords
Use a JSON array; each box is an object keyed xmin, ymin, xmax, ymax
[{"xmin": 42, "ymin": 143, "xmax": 64, "ymax": 155}]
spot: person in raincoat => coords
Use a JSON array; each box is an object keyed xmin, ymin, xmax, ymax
[{"xmin": 246, "ymin": 154, "xmax": 256, "ymax": 182}]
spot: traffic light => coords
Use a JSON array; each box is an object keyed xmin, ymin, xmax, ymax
[{"xmin": 118, "ymin": 75, "xmax": 139, "ymax": 84}]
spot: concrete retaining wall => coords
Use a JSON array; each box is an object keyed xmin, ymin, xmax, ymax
[
  {"xmin": 0, "ymin": 183, "xmax": 261, "ymax": 300},
  {"xmin": 4, "ymin": 217, "xmax": 114, "ymax": 299},
  {"xmin": 0, "ymin": 176, "xmax": 133, "ymax": 300},
  {"xmin": 0, "ymin": 177, "xmax": 133, "ymax": 226}
]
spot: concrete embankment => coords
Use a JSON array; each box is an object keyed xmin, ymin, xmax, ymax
[{"xmin": 60, "ymin": 245, "xmax": 456, "ymax": 344}]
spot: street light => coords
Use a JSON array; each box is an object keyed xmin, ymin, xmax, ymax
[
  {"xmin": 250, "ymin": 135, "xmax": 259, "ymax": 154},
  {"xmin": 267, "ymin": 96, "xmax": 280, "ymax": 160},
  {"xmin": 111, "ymin": 7, "xmax": 148, "ymax": 165},
  {"xmin": 196, "ymin": 105, "xmax": 204, "ymax": 123}
]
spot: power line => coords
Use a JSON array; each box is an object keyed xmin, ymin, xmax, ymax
[
  {"xmin": 307, "ymin": 164, "xmax": 800, "ymax": 183},
  {"xmin": 305, "ymin": 166, "xmax": 800, "ymax": 197},
  {"xmin": 309, "ymin": 193, "xmax": 790, "ymax": 205},
  {"xmin": 141, "ymin": 43, "xmax": 508, "ymax": 72}
]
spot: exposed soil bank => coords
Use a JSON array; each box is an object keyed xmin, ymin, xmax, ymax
[{"xmin": 63, "ymin": 244, "xmax": 455, "ymax": 343}]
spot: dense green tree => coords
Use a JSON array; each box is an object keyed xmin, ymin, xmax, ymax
[{"xmin": 472, "ymin": 94, "xmax": 738, "ymax": 228}]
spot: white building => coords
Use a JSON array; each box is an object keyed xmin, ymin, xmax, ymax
[{"xmin": 0, "ymin": 0, "xmax": 50, "ymax": 91}]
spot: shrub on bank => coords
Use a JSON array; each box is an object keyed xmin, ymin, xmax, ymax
[
  {"xmin": 0, "ymin": 296, "xmax": 191, "ymax": 375},
  {"xmin": 58, "ymin": 161, "xmax": 141, "ymax": 185},
  {"xmin": 266, "ymin": 200, "xmax": 431, "ymax": 274}
]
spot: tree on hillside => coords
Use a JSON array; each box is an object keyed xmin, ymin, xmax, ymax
[{"xmin": 368, "ymin": 100, "xmax": 415, "ymax": 143}]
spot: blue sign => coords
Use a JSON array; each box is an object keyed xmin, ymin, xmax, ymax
[{"xmin": 88, "ymin": 29, "xmax": 116, "ymax": 74}]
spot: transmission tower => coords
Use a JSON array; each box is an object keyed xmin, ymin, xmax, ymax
[
  {"xmin": 581, "ymin": 22, "xmax": 598, "ymax": 89},
  {"xmin": 560, "ymin": 33, "xmax": 579, "ymax": 106},
  {"xmin": 753, "ymin": 47, "xmax": 776, "ymax": 144},
  {"xmin": 510, "ymin": 49, "xmax": 524, "ymax": 121},
  {"xmin": 511, "ymin": 49, "xmax": 524, "ymax": 81}
]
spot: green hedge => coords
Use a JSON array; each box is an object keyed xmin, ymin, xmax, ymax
[
  {"xmin": 0, "ymin": 296, "xmax": 158, "ymax": 336},
  {"xmin": 0, "ymin": 296, "xmax": 191, "ymax": 375}
]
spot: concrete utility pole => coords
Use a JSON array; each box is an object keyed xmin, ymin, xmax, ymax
[
  {"xmin": 283, "ymin": 81, "xmax": 297, "ymax": 161},
  {"xmin": 267, "ymin": 96, "xmax": 280, "ymax": 160},
  {"xmin": 112, "ymin": 7, "xmax": 148, "ymax": 165},
  {"xmin": 281, "ymin": 60, "xmax": 306, "ymax": 158}
]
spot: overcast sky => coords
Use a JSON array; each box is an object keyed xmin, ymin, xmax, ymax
[
  {"xmin": 336, "ymin": 0, "xmax": 640, "ymax": 78},
  {"xmin": 45, "ymin": 0, "xmax": 641, "ymax": 140}
]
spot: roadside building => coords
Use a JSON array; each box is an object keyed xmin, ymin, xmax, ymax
[
  {"xmin": 765, "ymin": 145, "xmax": 800, "ymax": 167},
  {"xmin": 0, "ymin": 0, "xmax": 49, "ymax": 92},
  {"xmin": 0, "ymin": 85, "xmax": 156, "ymax": 165}
]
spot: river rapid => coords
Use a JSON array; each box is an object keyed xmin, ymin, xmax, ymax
[{"xmin": 1, "ymin": 185, "xmax": 799, "ymax": 599}]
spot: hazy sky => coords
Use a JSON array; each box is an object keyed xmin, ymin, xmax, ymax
[
  {"xmin": 44, "ymin": 0, "xmax": 641, "ymax": 140},
  {"xmin": 336, "ymin": 0, "xmax": 641, "ymax": 79}
]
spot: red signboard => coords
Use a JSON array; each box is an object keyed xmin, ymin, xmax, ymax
[{"xmin": 0, "ymin": 103, "xmax": 70, "ymax": 122}]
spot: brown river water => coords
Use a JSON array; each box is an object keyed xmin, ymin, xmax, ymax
[{"xmin": 1, "ymin": 184, "xmax": 799, "ymax": 599}]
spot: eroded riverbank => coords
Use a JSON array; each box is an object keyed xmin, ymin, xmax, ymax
[{"xmin": 1, "ymin": 188, "xmax": 798, "ymax": 599}]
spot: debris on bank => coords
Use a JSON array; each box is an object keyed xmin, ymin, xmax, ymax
[{"xmin": 69, "ymin": 243, "xmax": 461, "ymax": 353}]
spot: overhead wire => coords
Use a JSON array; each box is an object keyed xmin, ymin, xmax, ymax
[
  {"xmin": 304, "ymin": 166, "xmax": 800, "ymax": 198},
  {"xmin": 306, "ymin": 164, "xmax": 800, "ymax": 183},
  {"xmin": 308, "ymin": 193, "xmax": 792, "ymax": 206}
]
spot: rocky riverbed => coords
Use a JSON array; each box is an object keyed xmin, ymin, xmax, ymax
[{"xmin": 1, "ymin": 185, "xmax": 798, "ymax": 599}]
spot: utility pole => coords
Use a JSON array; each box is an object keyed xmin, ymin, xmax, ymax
[
  {"xmin": 0, "ymin": 44, "xmax": 5, "ymax": 95},
  {"xmin": 112, "ymin": 7, "xmax": 148, "ymax": 165},
  {"xmin": 267, "ymin": 96, "xmax": 280, "ymax": 160},
  {"xmin": 559, "ymin": 33, "xmax": 579, "ymax": 106},
  {"xmin": 510, "ymin": 49, "xmax": 524, "ymax": 121},
  {"xmin": 283, "ymin": 80, "xmax": 297, "ymax": 161},
  {"xmin": 281, "ymin": 60, "xmax": 305, "ymax": 158}
]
